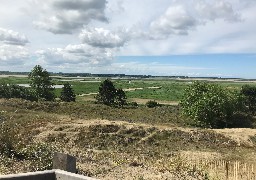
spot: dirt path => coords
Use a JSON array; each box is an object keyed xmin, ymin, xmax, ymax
[{"xmin": 77, "ymin": 86, "xmax": 161, "ymax": 97}]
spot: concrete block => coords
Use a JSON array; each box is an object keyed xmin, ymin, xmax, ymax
[
  {"xmin": 53, "ymin": 152, "xmax": 76, "ymax": 173},
  {"xmin": 0, "ymin": 170, "xmax": 56, "ymax": 180},
  {"xmin": 0, "ymin": 170, "xmax": 98, "ymax": 180},
  {"xmin": 55, "ymin": 170, "xmax": 97, "ymax": 180}
]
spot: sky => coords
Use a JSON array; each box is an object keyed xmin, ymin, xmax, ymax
[{"xmin": 0, "ymin": 0, "xmax": 256, "ymax": 78}]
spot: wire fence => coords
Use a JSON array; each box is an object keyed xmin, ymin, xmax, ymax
[{"xmin": 189, "ymin": 159, "xmax": 256, "ymax": 180}]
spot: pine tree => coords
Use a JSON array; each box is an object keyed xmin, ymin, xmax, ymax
[
  {"xmin": 115, "ymin": 89, "xmax": 127, "ymax": 107},
  {"xmin": 28, "ymin": 65, "xmax": 55, "ymax": 101},
  {"xmin": 96, "ymin": 79, "xmax": 117, "ymax": 105},
  {"xmin": 60, "ymin": 83, "xmax": 76, "ymax": 102}
]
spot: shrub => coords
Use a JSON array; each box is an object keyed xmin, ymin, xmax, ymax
[
  {"xmin": 0, "ymin": 82, "xmax": 37, "ymax": 101},
  {"xmin": 146, "ymin": 100, "xmax": 159, "ymax": 108},
  {"xmin": 180, "ymin": 81, "xmax": 244, "ymax": 128},
  {"xmin": 241, "ymin": 85, "xmax": 256, "ymax": 114},
  {"xmin": 129, "ymin": 101, "xmax": 138, "ymax": 107}
]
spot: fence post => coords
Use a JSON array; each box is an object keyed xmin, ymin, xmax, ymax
[
  {"xmin": 53, "ymin": 152, "xmax": 76, "ymax": 173},
  {"xmin": 226, "ymin": 161, "xmax": 229, "ymax": 180}
]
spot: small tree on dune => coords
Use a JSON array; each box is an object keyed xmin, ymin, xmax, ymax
[
  {"xmin": 96, "ymin": 79, "xmax": 116, "ymax": 105},
  {"xmin": 96, "ymin": 79, "xmax": 127, "ymax": 107},
  {"xmin": 115, "ymin": 89, "xmax": 127, "ymax": 107},
  {"xmin": 60, "ymin": 83, "xmax": 76, "ymax": 102},
  {"xmin": 28, "ymin": 65, "xmax": 55, "ymax": 101}
]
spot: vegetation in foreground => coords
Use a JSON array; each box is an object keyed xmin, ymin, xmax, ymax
[{"xmin": 0, "ymin": 99, "xmax": 256, "ymax": 179}]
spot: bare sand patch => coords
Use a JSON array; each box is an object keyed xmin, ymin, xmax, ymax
[{"xmin": 213, "ymin": 128, "xmax": 256, "ymax": 147}]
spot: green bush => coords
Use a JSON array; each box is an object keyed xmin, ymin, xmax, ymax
[
  {"xmin": 0, "ymin": 83, "xmax": 37, "ymax": 101},
  {"xmin": 241, "ymin": 85, "xmax": 256, "ymax": 114},
  {"xmin": 129, "ymin": 101, "xmax": 138, "ymax": 108},
  {"xmin": 146, "ymin": 100, "xmax": 159, "ymax": 108},
  {"xmin": 180, "ymin": 81, "xmax": 244, "ymax": 128}
]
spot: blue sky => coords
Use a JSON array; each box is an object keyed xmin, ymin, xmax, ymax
[
  {"xmin": 117, "ymin": 54, "xmax": 256, "ymax": 78},
  {"xmin": 0, "ymin": 0, "xmax": 256, "ymax": 78}
]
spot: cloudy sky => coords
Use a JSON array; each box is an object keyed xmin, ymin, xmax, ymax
[{"xmin": 0, "ymin": 0, "xmax": 256, "ymax": 78}]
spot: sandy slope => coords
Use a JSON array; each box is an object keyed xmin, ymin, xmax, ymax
[{"xmin": 31, "ymin": 115, "xmax": 256, "ymax": 179}]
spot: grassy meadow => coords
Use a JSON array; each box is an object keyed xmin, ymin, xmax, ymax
[{"xmin": 1, "ymin": 75, "xmax": 254, "ymax": 103}]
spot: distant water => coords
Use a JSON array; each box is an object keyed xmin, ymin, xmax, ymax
[{"xmin": 18, "ymin": 84, "xmax": 64, "ymax": 88}]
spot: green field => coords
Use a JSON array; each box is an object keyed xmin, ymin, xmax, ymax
[{"xmin": 1, "ymin": 76, "xmax": 256, "ymax": 103}]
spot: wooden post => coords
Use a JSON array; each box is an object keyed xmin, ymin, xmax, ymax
[{"xmin": 225, "ymin": 161, "xmax": 229, "ymax": 180}]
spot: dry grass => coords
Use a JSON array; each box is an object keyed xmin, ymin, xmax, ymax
[{"xmin": 1, "ymin": 98, "xmax": 256, "ymax": 179}]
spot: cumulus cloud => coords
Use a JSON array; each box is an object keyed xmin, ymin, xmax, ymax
[
  {"xmin": 35, "ymin": 44, "xmax": 114, "ymax": 65},
  {"xmin": 33, "ymin": 0, "xmax": 108, "ymax": 34},
  {"xmin": 0, "ymin": 28, "xmax": 29, "ymax": 46},
  {"xmin": 0, "ymin": 45, "xmax": 28, "ymax": 64},
  {"xmin": 34, "ymin": 26, "xmax": 130, "ymax": 68},
  {"xmin": 79, "ymin": 27, "xmax": 129, "ymax": 48},
  {"xmin": 195, "ymin": 0, "xmax": 240, "ymax": 22},
  {"xmin": 150, "ymin": 5, "xmax": 197, "ymax": 37},
  {"xmin": 0, "ymin": 28, "xmax": 29, "ymax": 65},
  {"xmin": 149, "ymin": 0, "xmax": 241, "ymax": 39}
]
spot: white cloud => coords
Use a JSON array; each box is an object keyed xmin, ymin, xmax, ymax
[
  {"xmin": 0, "ymin": 0, "xmax": 255, "ymax": 76},
  {"xmin": 0, "ymin": 45, "xmax": 28, "ymax": 64},
  {"xmin": 149, "ymin": 0, "xmax": 241, "ymax": 39},
  {"xmin": 35, "ymin": 44, "xmax": 114, "ymax": 65},
  {"xmin": 0, "ymin": 27, "xmax": 29, "ymax": 65},
  {"xmin": 195, "ymin": 0, "xmax": 240, "ymax": 22},
  {"xmin": 79, "ymin": 27, "xmax": 129, "ymax": 48},
  {"xmin": 0, "ymin": 28, "xmax": 29, "ymax": 46},
  {"xmin": 150, "ymin": 5, "xmax": 197, "ymax": 37},
  {"xmin": 32, "ymin": 0, "xmax": 108, "ymax": 34}
]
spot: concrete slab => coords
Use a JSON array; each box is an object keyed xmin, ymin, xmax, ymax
[{"xmin": 0, "ymin": 169, "xmax": 97, "ymax": 180}]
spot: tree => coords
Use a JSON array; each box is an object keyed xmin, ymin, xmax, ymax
[
  {"xmin": 115, "ymin": 89, "xmax": 127, "ymax": 107},
  {"xmin": 60, "ymin": 83, "xmax": 76, "ymax": 102},
  {"xmin": 180, "ymin": 81, "xmax": 243, "ymax": 128},
  {"xmin": 28, "ymin": 65, "xmax": 55, "ymax": 101},
  {"xmin": 96, "ymin": 79, "xmax": 116, "ymax": 105}
]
